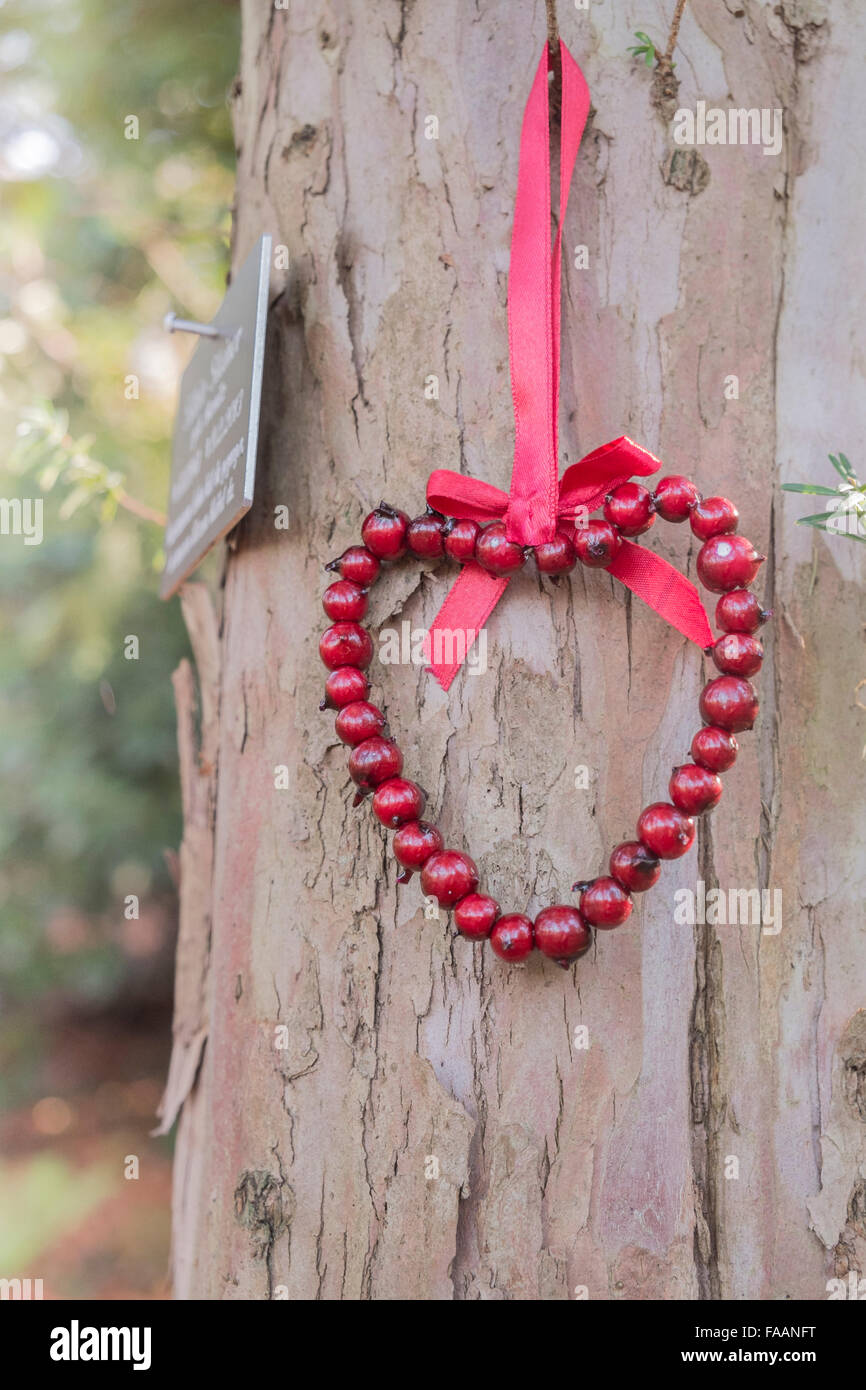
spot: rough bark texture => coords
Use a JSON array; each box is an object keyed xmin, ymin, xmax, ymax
[{"xmin": 163, "ymin": 0, "xmax": 866, "ymax": 1299}]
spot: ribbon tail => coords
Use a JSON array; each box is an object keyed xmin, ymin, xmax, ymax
[
  {"xmin": 424, "ymin": 563, "xmax": 510, "ymax": 692},
  {"xmin": 606, "ymin": 539, "xmax": 714, "ymax": 649}
]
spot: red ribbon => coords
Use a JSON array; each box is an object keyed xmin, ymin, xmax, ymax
[{"xmin": 424, "ymin": 41, "xmax": 712, "ymax": 691}]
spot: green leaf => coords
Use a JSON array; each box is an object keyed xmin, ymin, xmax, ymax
[
  {"xmin": 797, "ymin": 511, "xmax": 839, "ymax": 526},
  {"xmin": 781, "ymin": 482, "xmax": 840, "ymax": 495},
  {"xmin": 828, "ymin": 453, "xmax": 855, "ymax": 482}
]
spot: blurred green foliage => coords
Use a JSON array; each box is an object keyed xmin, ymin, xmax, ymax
[{"xmin": 0, "ymin": 0, "xmax": 239, "ymax": 1003}]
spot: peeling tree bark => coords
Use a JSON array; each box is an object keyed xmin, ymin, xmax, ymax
[{"xmin": 163, "ymin": 0, "xmax": 866, "ymax": 1300}]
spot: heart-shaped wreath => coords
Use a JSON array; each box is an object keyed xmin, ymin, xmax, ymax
[{"xmin": 317, "ymin": 42, "xmax": 770, "ymax": 972}]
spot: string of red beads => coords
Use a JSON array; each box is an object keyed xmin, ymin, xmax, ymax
[{"xmin": 319, "ymin": 480, "xmax": 771, "ymax": 971}]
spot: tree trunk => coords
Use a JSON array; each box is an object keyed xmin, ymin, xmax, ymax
[{"xmin": 161, "ymin": 0, "xmax": 866, "ymax": 1300}]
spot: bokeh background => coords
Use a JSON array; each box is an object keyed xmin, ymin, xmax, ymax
[{"xmin": 0, "ymin": 0, "xmax": 238, "ymax": 1297}]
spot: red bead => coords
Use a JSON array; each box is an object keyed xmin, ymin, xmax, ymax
[
  {"xmin": 420, "ymin": 850, "xmax": 479, "ymax": 907},
  {"xmin": 535, "ymin": 528, "xmax": 577, "ymax": 574},
  {"xmin": 335, "ymin": 700, "xmax": 386, "ymax": 746},
  {"xmin": 711, "ymin": 632, "xmax": 763, "ymax": 677},
  {"xmin": 637, "ymin": 802, "xmax": 696, "ymax": 859},
  {"xmin": 534, "ymin": 905, "xmax": 591, "ymax": 964},
  {"xmin": 715, "ymin": 589, "xmax": 771, "ymax": 634},
  {"xmin": 573, "ymin": 519, "xmax": 622, "ymax": 568},
  {"xmin": 578, "ymin": 877, "xmax": 633, "ymax": 928},
  {"xmin": 653, "ymin": 475, "xmax": 700, "ymax": 523},
  {"xmin": 361, "ymin": 504, "xmax": 410, "ymax": 559},
  {"xmin": 323, "ymin": 579, "xmax": 368, "ymax": 622},
  {"xmin": 609, "ymin": 841, "xmax": 661, "ymax": 893},
  {"xmin": 326, "ymin": 545, "xmax": 380, "ymax": 587},
  {"xmin": 669, "ymin": 763, "xmax": 723, "ymax": 815},
  {"xmin": 691, "ymin": 725, "xmax": 738, "ymax": 773},
  {"xmin": 320, "ymin": 666, "xmax": 370, "ymax": 710},
  {"xmin": 475, "ymin": 522, "xmax": 527, "ymax": 576},
  {"xmin": 406, "ymin": 508, "xmax": 445, "ymax": 558},
  {"xmin": 372, "ymin": 777, "xmax": 426, "ymax": 828},
  {"xmin": 603, "ymin": 482, "xmax": 656, "ymax": 537},
  {"xmin": 443, "ymin": 517, "xmax": 481, "ymax": 564},
  {"xmin": 319, "ymin": 622, "xmax": 373, "ymax": 671},
  {"xmin": 392, "ymin": 820, "xmax": 443, "ymax": 878},
  {"xmin": 690, "ymin": 496, "xmax": 739, "ymax": 540},
  {"xmin": 490, "ymin": 914, "xmax": 534, "ymax": 962},
  {"xmin": 347, "ymin": 737, "xmax": 403, "ymax": 795},
  {"xmin": 697, "ymin": 535, "xmax": 765, "ymax": 593},
  {"xmin": 699, "ymin": 676, "xmax": 759, "ymax": 732},
  {"xmin": 454, "ymin": 893, "xmax": 500, "ymax": 940}
]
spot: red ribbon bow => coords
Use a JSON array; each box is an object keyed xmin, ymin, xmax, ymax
[{"xmin": 424, "ymin": 41, "xmax": 712, "ymax": 691}]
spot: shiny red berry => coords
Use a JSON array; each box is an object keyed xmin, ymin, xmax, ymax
[
  {"xmin": 535, "ymin": 528, "xmax": 577, "ymax": 574},
  {"xmin": 653, "ymin": 475, "xmax": 700, "ymax": 522},
  {"xmin": 361, "ymin": 504, "xmax": 410, "ymax": 559},
  {"xmin": 323, "ymin": 579, "xmax": 368, "ymax": 622},
  {"xmin": 393, "ymin": 820, "xmax": 444, "ymax": 881},
  {"xmin": 326, "ymin": 545, "xmax": 380, "ymax": 587},
  {"xmin": 715, "ymin": 589, "xmax": 771, "ymax": 634},
  {"xmin": 372, "ymin": 778, "xmax": 426, "ymax": 828},
  {"xmin": 348, "ymin": 736, "xmax": 403, "ymax": 796},
  {"xmin": 669, "ymin": 763, "xmax": 723, "ymax": 815},
  {"xmin": 420, "ymin": 850, "xmax": 479, "ymax": 907},
  {"xmin": 534, "ymin": 905, "xmax": 591, "ymax": 965},
  {"xmin": 691, "ymin": 725, "xmax": 738, "ymax": 773},
  {"xmin": 578, "ymin": 877, "xmax": 633, "ymax": 928},
  {"xmin": 475, "ymin": 522, "xmax": 527, "ymax": 576},
  {"xmin": 442, "ymin": 517, "xmax": 481, "ymax": 564},
  {"xmin": 699, "ymin": 676, "xmax": 759, "ymax": 732},
  {"xmin": 335, "ymin": 700, "xmax": 386, "ymax": 746},
  {"xmin": 490, "ymin": 913, "xmax": 534, "ymax": 962},
  {"xmin": 319, "ymin": 666, "xmax": 370, "ymax": 710},
  {"xmin": 454, "ymin": 893, "xmax": 500, "ymax": 940},
  {"xmin": 697, "ymin": 535, "xmax": 765, "ymax": 593},
  {"xmin": 637, "ymin": 802, "xmax": 696, "ymax": 859},
  {"xmin": 711, "ymin": 632, "xmax": 763, "ymax": 677},
  {"xmin": 603, "ymin": 482, "xmax": 655, "ymax": 537},
  {"xmin": 573, "ymin": 519, "xmax": 622, "ymax": 568},
  {"xmin": 319, "ymin": 622, "xmax": 373, "ymax": 671},
  {"xmin": 690, "ymin": 496, "xmax": 739, "ymax": 540},
  {"xmin": 406, "ymin": 507, "xmax": 446, "ymax": 558},
  {"xmin": 609, "ymin": 841, "xmax": 661, "ymax": 893}
]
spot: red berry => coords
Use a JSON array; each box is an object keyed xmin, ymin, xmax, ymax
[
  {"xmin": 534, "ymin": 905, "xmax": 591, "ymax": 964},
  {"xmin": 442, "ymin": 517, "xmax": 481, "ymax": 564},
  {"xmin": 490, "ymin": 913, "xmax": 534, "ymax": 962},
  {"xmin": 691, "ymin": 726, "xmax": 738, "ymax": 773},
  {"xmin": 711, "ymin": 632, "xmax": 763, "ymax": 677},
  {"xmin": 320, "ymin": 666, "xmax": 370, "ymax": 710},
  {"xmin": 326, "ymin": 545, "xmax": 380, "ymax": 587},
  {"xmin": 715, "ymin": 589, "xmax": 771, "ymax": 634},
  {"xmin": 372, "ymin": 778, "xmax": 426, "ymax": 828},
  {"xmin": 535, "ymin": 528, "xmax": 577, "ymax": 574},
  {"xmin": 323, "ymin": 579, "xmax": 368, "ymax": 622},
  {"xmin": 573, "ymin": 518, "xmax": 622, "ymax": 568},
  {"xmin": 454, "ymin": 893, "xmax": 500, "ymax": 940},
  {"xmin": 392, "ymin": 820, "xmax": 443, "ymax": 880},
  {"xmin": 669, "ymin": 763, "xmax": 723, "ymax": 815},
  {"xmin": 475, "ymin": 522, "xmax": 527, "ymax": 576},
  {"xmin": 697, "ymin": 535, "xmax": 765, "ymax": 593},
  {"xmin": 637, "ymin": 802, "xmax": 696, "ymax": 859},
  {"xmin": 335, "ymin": 700, "xmax": 386, "ymax": 746},
  {"xmin": 347, "ymin": 737, "xmax": 403, "ymax": 796},
  {"xmin": 361, "ymin": 504, "xmax": 410, "ymax": 559},
  {"xmin": 699, "ymin": 676, "xmax": 759, "ymax": 732},
  {"xmin": 609, "ymin": 841, "xmax": 661, "ymax": 893},
  {"xmin": 653, "ymin": 475, "xmax": 700, "ymax": 523},
  {"xmin": 690, "ymin": 496, "xmax": 739, "ymax": 540},
  {"xmin": 319, "ymin": 622, "xmax": 373, "ymax": 671},
  {"xmin": 420, "ymin": 850, "xmax": 479, "ymax": 907},
  {"xmin": 406, "ymin": 508, "xmax": 445, "ymax": 558},
  {"xmin": 603, "ymin": 482, "xmax": 655, "ymax": 537},
  {"xmin": 578, "ymin": 877, "xmax": 633, "ymax": 928}
]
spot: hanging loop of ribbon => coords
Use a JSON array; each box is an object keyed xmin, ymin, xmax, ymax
[{"xmin": 423, "ymin": 40, "xmax": 712, "ymax": 692}]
